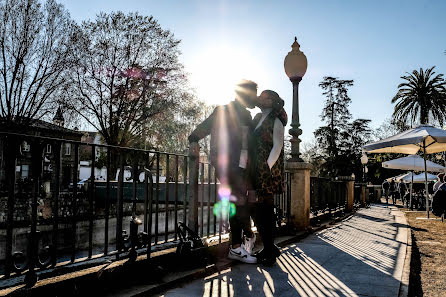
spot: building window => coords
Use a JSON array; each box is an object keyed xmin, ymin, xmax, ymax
[
  {"xmin": 46, "ymin": 144, "xmax": 52, "ymax": 154},
  {"xmin": 22, "ymin": 141, "xmax": 30, "ymax": 152},
  {"xmin": 21, "ymin": 165, "xmax": 29, "ymax": 178},
  {"xmin": 65, "ymin": 143, "xmax": 71, "ymax": 156}
]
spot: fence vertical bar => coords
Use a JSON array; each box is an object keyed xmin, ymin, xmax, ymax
[
  {"xmin": 4, "ymin": 136, "xmax": 18, "ymax": 277},
  {"xmin": 144, "ymin": 163, "xmax": 153, "ymax": 258},
  {"xmin": 183, "ymin": 156, "xmax": 188, "ymax": 225},
  {"xmin": 116, "ymin": 151, "xmax": 125, "ymax": 259},
  {"xmin": 165, "ymin": 154, "xmax": 170, "ymax": 243},
  {"xmin": 25, "ymin": 140, "xmax": 43, "ymax": 285},
  {"xmin": 132, "ymin": 153, "xmax": 138, "ymax": 216},
  {"xmin": 155, "ymin": 152, "xmax": 160, "ymax": 244},
  {"xmin": 51, "ymin": 142, "xmax": 62, "ymax": 266},
  {"xmin": 207, "ymin": 163, "xmax": 211, "ymax": 237},
  {"xmin": 88, "ymin": 144, "xmax": 95, "ymax": 258},
  {"xmin": 289, "ymin": 173, "xmax": 292, "ymax": 221},
  {"xmin": 174, "ymin": 155, "xmax": 179, "ymax": 240},
  {"xmin": 143, "ymin": 154, "xmax": 149, "ymax": 233},
  {"xmin": 188, "ymin": 143, "xmax": 199, "ymax": 233},
  {"xmin": 104, "ymin": 148, "xmax": 111, "ymax": 255},
  {"xmin": 200, "ymin": 162, "xmax": 204, "ymax": 237},
  {"xmin": 71, "ymin": 143, "xmax": 79, "ymax": 263},
  {"xmin": 213, "ymin": 167, "xmax": 217, "ymax": 236}
]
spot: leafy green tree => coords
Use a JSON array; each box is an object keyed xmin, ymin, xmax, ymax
[
  {"xmin": 391, "ymin": 66, "xmax": 446, "ymax": 127},
  {"xmin": 314, "ymin": 77, "xmax": 354, "ymax": 176},
  {"xmin": 339, "ymin": 119, "xmax": 372, "ymax": 178},
  {"xmin": 312, "ymin": 77, "xmax": 372, "ymax": 178}
]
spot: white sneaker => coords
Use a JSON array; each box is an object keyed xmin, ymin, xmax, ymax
[
  {"xmin": 244, "ymin": 234, "xmax": 256, "ymax": 254},
  {"xmin": 228, "ymin": 246, "xmax": 257, "ymax": 264}
]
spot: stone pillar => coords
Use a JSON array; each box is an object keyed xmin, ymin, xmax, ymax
[
  {"xmin": 365, "ymin": 187, "xmax": 370, "ymax": 205},
  {"xmin": 285, "ymin": 162, "xmax": 312, "ymax": 231},
  {"xmin": 376, "ymin": 188, "xmax": 382, "ymax": 201},
  {"xmin": 360, "ymin": 185, "xmax": 366, "ymax": 207},
  {"xmin": 346, "ymin": 180, "xmax": 354, "ymax": 212}
]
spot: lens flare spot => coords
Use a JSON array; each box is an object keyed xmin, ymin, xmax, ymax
[
  {"xmin": 218, "ymin": 186, "xmax": 231, "ymax": 197},
  {"xmin": 213, "ymin": 200, "xmax": 236, "ymax": 219}
]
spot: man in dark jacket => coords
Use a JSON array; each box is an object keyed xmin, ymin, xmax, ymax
[
  {"xmin": 390, "ymin": 179, "xmax": 397, "ymax": 204},
  {"xmin": 188, "ymin": 80, "xmax": 257, "ymax": 264}
]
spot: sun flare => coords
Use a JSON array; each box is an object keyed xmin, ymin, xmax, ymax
[{"xmin": 189, "ymin": 45, "xmax": 268, "ymax": 106}]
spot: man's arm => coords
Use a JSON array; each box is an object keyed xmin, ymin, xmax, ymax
[{"xmin": 188, "ymin": 107, "xmax": 219, "ymax": 142}]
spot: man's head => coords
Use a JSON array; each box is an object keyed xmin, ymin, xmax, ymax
[{"xmin": 235, "ymin": 79, "xmax": 257, "ymax": 109}]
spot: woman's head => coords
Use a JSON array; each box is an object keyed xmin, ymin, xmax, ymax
[{"xmin": 256, "ymin": 90, "xmax": 284, "ymax": 111}]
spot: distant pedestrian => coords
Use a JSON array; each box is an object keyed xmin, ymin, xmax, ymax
[
  {"xmin": 390, "ymin": 179, "xmax": 397, "ymax": 204},
  {"xmin": 433, "ymin": 173, "xmax": 444, "ymax": 192},
  {"xmin": 398, "ymin": 182, "xmax": 406, "ymax": 205},
  {"xmin": 382, "ymin": 180, "xmax": 390, "ymax": 203},
  {"xmin": 432, "ymin": 174, "xmax": 446, "ymax": 218}
]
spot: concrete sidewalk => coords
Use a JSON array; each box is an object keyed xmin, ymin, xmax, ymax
[{"xmin": 158, "ymin": 204, "xmax": 409, "ymax": 297}]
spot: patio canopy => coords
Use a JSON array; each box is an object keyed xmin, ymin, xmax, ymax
[
  {"xmin": 363, "ymin": 125, "xmax": 446, "ymax": 154},
  {"xmin": 363, "ymin": 125, "xmax": 446, "ymax": 217},
  {"xmin": 402, "ymin": 172, "xmax": 439, "ymax": 183},
  {"xmin": 382, "ymin": 155, "xmax": 445, "ymax": 172}
]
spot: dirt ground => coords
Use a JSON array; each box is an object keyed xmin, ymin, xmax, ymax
[{"xmin": 404, "ymin": 210, "xmax": 446, "ymax": 297}]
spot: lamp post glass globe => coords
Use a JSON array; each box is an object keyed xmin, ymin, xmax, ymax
[
  {"xmin": 361, "ymin": 153, "xmax": 368, "ymax": 183},
  {"xmin": 436, "ymin": 154, "xmax": 442, "ymax": 160},
  {"xmin": 361, "ymin": 154, "xmax": 368, "ymax": 165},
  {"xmin": 284, "ymin": 37, "xmax": 308, "ymax": 80},
  {"xmin": 284, "ymin": 37, "xmax": 307, "ymax": 162}
]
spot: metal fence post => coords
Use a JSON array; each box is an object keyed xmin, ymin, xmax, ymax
[
  {"xmin": 188, "ymin": 142, "xmax": 199, "ymax": 234},
  {"xmin": 4, "ymin": 136, "xmax": 18, "ymax": 277}
]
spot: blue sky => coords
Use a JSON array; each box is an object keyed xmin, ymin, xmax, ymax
[{"xmin": 59, "ymin": 0, "xmax": 446, "ymax": 143}]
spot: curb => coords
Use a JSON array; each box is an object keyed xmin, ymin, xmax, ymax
[{"xmin": 398, "ymin": 213, "xmax": 412, "ymax": 297}]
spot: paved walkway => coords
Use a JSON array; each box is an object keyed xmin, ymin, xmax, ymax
[{"xmin": 158, "ymin": 204, "xmax": 409, "ymax": 297}]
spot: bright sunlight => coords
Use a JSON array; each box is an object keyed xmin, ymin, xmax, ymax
[{"xmin": 188, "ymin": 44, "xmax": 269, "ymax": 105}]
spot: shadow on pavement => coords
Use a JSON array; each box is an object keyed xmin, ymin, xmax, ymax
[{"xmin": 161, "ymin": 205, "xmax": 406, "ymax": 297}]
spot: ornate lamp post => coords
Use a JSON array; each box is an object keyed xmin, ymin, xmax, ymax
[
  {"xmin": 284, "ymin": 37, "xmax": 308, "ymax": 162},
  {"xmin": 361, "ymin": 153, "xmax": 368, "ymax": 183}
]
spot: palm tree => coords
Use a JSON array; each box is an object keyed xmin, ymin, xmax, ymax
[{"xmin": 392, "ymin": 66, "xmax": 446, "ymax": 127}]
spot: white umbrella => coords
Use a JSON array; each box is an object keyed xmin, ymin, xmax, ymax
[
  {"xmin": 382, "ymin": 155, "xmax": 446, "ymax": 172},
  {"xmin": 364, "ymin": 125, "xmax": 446, "ymax": 154},
  {"xmin": 402, "ymin": 172, "xmax": 438, "ymax": 183},
  {"xmin": 364, "ymin": 125, "xmax": 446, "ymax": 218},
  {"xmin": 382, "ymin": 155, "xmax": 446, "ymax": 206}
]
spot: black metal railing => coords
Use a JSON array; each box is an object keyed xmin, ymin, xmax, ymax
[
  {"xmin": 310, "ymin": 177, "xmax": 347, "ymax": 219},
  {"xmin": 274, "ymin": 172, "xmax": 292, "ymax": 229},
  {"xmin": 0, "ymin": 131, "xmax": 198, "ymax": 287},
  {"xmin": 0, "ymin": 131, "xmax": 293, "ymax": 288}
]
